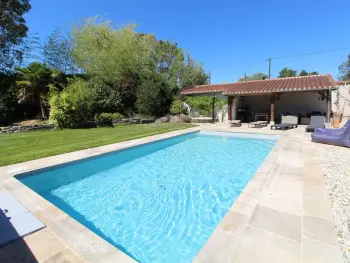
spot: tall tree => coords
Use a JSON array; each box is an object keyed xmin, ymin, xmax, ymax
[
  {"xmin": 299, "ymin": 70, "xmax": 319, "ymax": 76},
  {"xmin": 180, "ymin": 53, "xmax": 208, "ymax": 88},
  {"xmin": 154, "ymin": 40, "xmax": 184, "ymax": 92},
  {"xmin": 43, "ymin": 28, "xmax": 76, "ymax": 73},
  {"xmin": 239, "ymin": 72, "xmax": 267, "ymax": 81},
  {"xmin": 339, "ymin": 54, "xmax": 350, "ymax": 81},
  {"xmin": 15, "ymin": 62, "xmax": 60, "ymax": 119},
  {"xmin": 278, "ymin": 67, "xmax": 297, "ymax": 78},
  {"xmin": 71, "ymin": 18, "xmax": 155, "ymax": 112},
  {"xmin": 0, "ymin": 0, "xmax": 31, "ymax": 72}
]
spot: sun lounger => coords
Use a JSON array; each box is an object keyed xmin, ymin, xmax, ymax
[
  {"xmin": 314, "ymin": 120, "xmax": 350, "ymax": 134},
  {"xmin": 228, "ymin": 120, "xmax": 242, "ymax": 127},
  {"xmin": 248, "ymin": 121, "xmax": 268, "ymax": 128},
  {"xmin": 306, "ymin": 116, "xmax": 325, "ymax": 132},
  {"xmin": 271, "ymin": 115, "xmax": 298, "ymax": 131},
  {"xmin": 311, "ymin": 124, "xmax": 350, "ymax": 147}
]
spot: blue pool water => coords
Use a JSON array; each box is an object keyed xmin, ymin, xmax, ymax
[{"xmin": 18, "ymin": 131, "xmax": 276, "ymax": 263}]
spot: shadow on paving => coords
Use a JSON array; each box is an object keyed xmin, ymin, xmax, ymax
[{"xmin": 0, "ymin": 209, "xmax": 39, "ymax": 263}]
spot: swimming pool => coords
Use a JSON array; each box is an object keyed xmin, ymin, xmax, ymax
[{"xmin": 18, "ymin": 131, "xmax": 277, "ymax": 263}]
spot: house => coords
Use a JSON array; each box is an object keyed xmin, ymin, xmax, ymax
[{"xmin": 181, "ymin": 74, "xmax": 349, "ymax": 125}]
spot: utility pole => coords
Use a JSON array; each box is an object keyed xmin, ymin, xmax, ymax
[
  {"xmin": 244, "ymin": 73, "xmax": 247, "ymax": 81},
  {"xmin": 267, "ymin": 58, "xmax": 271, "ymax": 79}
]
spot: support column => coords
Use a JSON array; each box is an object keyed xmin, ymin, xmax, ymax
[
  {"xmin": 270, "ymin": 94, "xmax": 276, "ymax": 125},
  {"xmin": 326, "ymin": 90, "xmax": 331, "ymax": 124},
  {"xmin": 212, "ymin": 95, "xmax": 216, "ymax": 124},
  {"xmin": 227, "ymin": 96, "xmax": 233, "ymax": 121}
]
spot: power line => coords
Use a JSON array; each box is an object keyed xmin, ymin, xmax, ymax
[
  {"xmin": 233, "ymin": 47, "xmax": 350, "ymax": 80},
  {"xmin": 271, "ymin": 47, "xmax": 350, "ymax": 60}
]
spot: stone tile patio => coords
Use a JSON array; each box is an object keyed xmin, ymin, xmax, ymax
[{"xmin": 0, "ymin": 125, "xmax": 345, "ymax": 262}]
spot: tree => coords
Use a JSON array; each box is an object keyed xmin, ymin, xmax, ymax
[
  {"xmin": 43, "ymin": 28, "xmax": 77, "ymax": 73},
  {"xmin": 71, "ymin": 18, "xmax": 154, "ymax": 112},
  {"xmin": 154, "ymin": 40, "xmax": 184, "ymax": 92},
  {"xmin": 299, "ymin": 70, "xmax": 319, "ymax": 76},
  {"xmin": 339, "ymin": 54, "xmax": 350, "ymax": 81},
  {"xmin": 136, "ymin": 73, "xmax": 173, "ymax": 117},
  {"xmin": 239, "ymin": 72, "xmax": 267, "ymax": 81},
  {"xmin": 180, "ymin": 53, "xmax": 209, "ymax": 88},
  {"xmin": 0, "ymin": 0, "xmax": 31, "ymax": 72},
  {"xmin": 278, "ymin": 68, "xmax": 297, "ymax": 78},
  {"xmin": 15, "ymin": 62, "xmax": 61, "ymax": 119}
]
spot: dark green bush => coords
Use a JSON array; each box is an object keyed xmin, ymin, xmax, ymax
[
  {"xmin": 94, "ymin": 112, "xmax": 125, "ymax": 126},
  {"xmin": 94, "ymin": 113, "xmax": 113, "ymax": 126},
  {"xmin": 111, "ymin": 113, "xmax": 124, "ymax": 121}
]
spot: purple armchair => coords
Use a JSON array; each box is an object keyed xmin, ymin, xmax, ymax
[
  {"xmin": 311, "ymin": 121, "xmax": 350, "ymax": 147},
  {"xmin": 314, "ymin": 120, "xmax": 350, "ymax": 134}
]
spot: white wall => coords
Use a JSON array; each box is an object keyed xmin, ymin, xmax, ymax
[
  {"xmin": 332, "ymin": 84, "xmax": 350, "ymax": 121},
  {"xmin": 237, "ymin": 91, "xmax": 327, "ymax": 122}
]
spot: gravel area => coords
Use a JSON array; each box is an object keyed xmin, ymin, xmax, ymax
[{"xmin": 318, "ymin": 147, "xmax": 350, "ymax": 262}]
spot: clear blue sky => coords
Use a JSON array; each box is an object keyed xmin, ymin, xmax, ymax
[{"xmin": 25, "ymin": 0, "xmax": 350, "ymax": 83}]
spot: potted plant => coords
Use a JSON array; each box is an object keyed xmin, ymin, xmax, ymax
[{"xmin": 332, "ymin": 111, "xmax": 342, "ymax": 128}]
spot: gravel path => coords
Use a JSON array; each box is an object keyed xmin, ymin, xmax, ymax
[{"xmin": 318, "ymin": 147, "xmax": 350, "ymax": 262}]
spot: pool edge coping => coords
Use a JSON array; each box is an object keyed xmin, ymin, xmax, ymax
[{"xmin": 0, "ymin": 127, "xmax": 200, "ymax": 263}]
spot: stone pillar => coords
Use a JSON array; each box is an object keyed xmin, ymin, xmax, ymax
[
  {"xmin": 270, "ymin": 94, "xmax": 276, "ymax": 125},
  {"xmin": 227, "ymin": 96, "xmax": 233, "ymax": 121},
  {"xmin": 326, "ymin": 89, "xmax": 331, "ymax": 124}
]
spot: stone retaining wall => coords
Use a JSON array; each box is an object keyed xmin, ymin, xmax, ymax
[{"xmin": 0, "ymin": 124, "xmax": 54, "ymax": 134}]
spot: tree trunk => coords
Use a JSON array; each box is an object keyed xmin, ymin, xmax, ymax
[{"xmin": 40, "ymin": 97, "xmax": 47, "ymax": 119}]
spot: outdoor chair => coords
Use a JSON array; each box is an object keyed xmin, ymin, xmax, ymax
[
  {"xmin": 228, "ymin": 120, "xmax": 242, "ymax": 127},
  {"xmin": 248, "ymin": 121, "xmax": 268, "ymax": 128},
  {"xmin": 306, "ymin": 116, "xmax": 325, "ymax": 132},
  {"xmin": 314, "ymin": 120, "xmax": 350, "ymax": 134},
  {"xmin": 311, "ymin": 124, "xmax": 350, "ymax": 148},
  {"xmin": 271, "ymin": 115, "xmax": 298, "ymax": 131}
]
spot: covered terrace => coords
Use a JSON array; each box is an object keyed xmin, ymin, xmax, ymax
[{"xmin": 181, "ymin": 74, "xmax": 339, "ymax": 125}]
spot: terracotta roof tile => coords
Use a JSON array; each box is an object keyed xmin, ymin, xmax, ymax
[{"xmin": 181, "ymin": 74, "xmax": 338, "ymax": 95}]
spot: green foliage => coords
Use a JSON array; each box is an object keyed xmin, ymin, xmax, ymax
[
  {"xmin": 0, "ymin": 74, "xmax": 19, "ymax": 125},
  {"xmin": 71, "ymin": 18, "xmax": 153, "ymax": 83},
  {"xmin": 339, "ymin": 54, "xmax": 350, "ymax": 81},
  {"xmin": 43, "ymin": 28, "xmax": 77, "ymax": 74},
  {"xmin": 180, "ymin": 53, "xmax": 209, "ymax": 88},
  {"xmin": 15, "ymin": 62, "xmax": 62, "ymax": 119},
  {"xmin": 186, "ymin": 96, "xmax": 225, "ymax": 116},
  {"xmin": 278, "ymin": 68, "xmax": 297, "ymax": 78},
  {"xmin": 154, "ymin": 40, "xmax": 184, "ymax": 92},
  {"xmin": 94, "ymin": 112, "xmax": 124, "ymax": 126},
  {"xmin": 94, "ymin": 112, "xmax": 113, "ymax": 126},
  {"xmin": 89, "ymin": 77, "xmax": 123, "ymax": 114},
  {"xmin": 239, "ymin": 72, "xmax": 267, "ymax": 81},
  {"xmin": 299, "ymin": 70, "xmax": 319, "ymax": 76},
  {"xmin": 49, "ymin": 78, "xmax": 93, "ymax": 128},
  {"xmin": 0, "ymin": 0, "xmax": 31, "ymax": 72},
  {"xmin": 136, "ymin": 74, "xmax": 173, "ymax": 117},
  {"xmin": 170, "ymin": 100, "xmax": 187, "ymax": 115}
]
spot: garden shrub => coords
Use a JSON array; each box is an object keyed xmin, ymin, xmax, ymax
[
  {"xmin": 185, "ymin": 96, "xmax": 225, "ymax": 116},
  {"xmin": 111, "ymin": 113, "xmax": 124, "ymax": 121},
  {"xmin": 49, "ymin": 78, "xmax": 93, "ymax": 128},
  {"xmin": 94, "ymin": 113, "xmax": 113, "ymax": 126},
  {"xmin": 170, "ymin": 99, "xmax": 187, "ymax": 115},
  {"xmin": 94, "ymin": 112, "xmax": 125, "ymax": 126},
  {"xmin": 136, "ymin": 74, "xmax": 173, "ymax": 117}
]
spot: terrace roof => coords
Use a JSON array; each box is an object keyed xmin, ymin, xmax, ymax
[{"xmin": 181, "ymin": 74, "xmax": 338, "ymax": 96}]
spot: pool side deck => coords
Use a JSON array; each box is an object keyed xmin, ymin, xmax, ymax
[
  {"xmin": 195, "ymin": 124, "xmax": 344, "ymax": 263},
  {"xmin": 0, "ymin": 125, "xmax": 344, "ymax": 262}
]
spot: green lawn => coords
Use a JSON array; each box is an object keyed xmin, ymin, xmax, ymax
[{"xmin": 0, "ymin": 123, "xmax": 195, "ymax": 166}]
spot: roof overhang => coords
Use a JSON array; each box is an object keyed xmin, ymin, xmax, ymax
[{"xmin": 181, "ymin": 74, "xmax": 339, "ymax": 96}]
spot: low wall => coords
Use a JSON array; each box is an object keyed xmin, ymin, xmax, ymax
[{"xmin": 0, "ymin": 124, "xmax": 54, "ymax": 134}]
